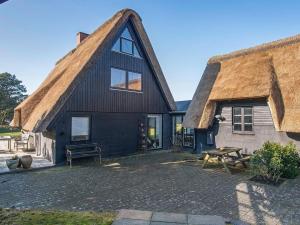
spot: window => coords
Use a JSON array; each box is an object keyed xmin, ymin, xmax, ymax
[
  {"xmin": 111, "ymin": 27, "xmax": 142, "ymax": 58},
  {"xmin": 111, "ymin": 68, "xmax": 142, "ymax": 92},
  {"xmin": 111, "ymin": 68, "xmax": 126, "ymax": 89},
  {"xmin": 71, "ymin": 117, "xmax": 90, "ymax": 141},
  {"xmin": 232, "ymin": 107, "xmax": 253, "ymax": 133},
  {"xmin": 128, "ymin": 72, "xmax": 142, "ymax": 91},
  {"xmin": 121, "ymin": 38, "xmax": 133, "ymax": 54}
]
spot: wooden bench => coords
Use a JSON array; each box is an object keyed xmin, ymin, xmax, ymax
[
  {"xmin": 226, "ymin": 156, "xmax": 251, "ymax": 166},
  {"xmin": 65, "ymin": 143, "xmax": 101, "ymax": 168}
]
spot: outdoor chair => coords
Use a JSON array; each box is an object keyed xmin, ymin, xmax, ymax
[{"xmin": 14, "ymin": 134, "xmax": 32, "ymax": 151}]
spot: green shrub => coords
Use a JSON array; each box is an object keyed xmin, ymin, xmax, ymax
[
  {"xmin": 281, "ymin": 142, "xmax": 300, "ymax": 178},
  {"xmin": 250, "ymin": 141, "xmax": 300, "ymax": 182}
]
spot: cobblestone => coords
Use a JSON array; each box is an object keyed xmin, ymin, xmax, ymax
[{"xmin": 0, "ymin": 151, "xmax": 299, "ymax": 225}]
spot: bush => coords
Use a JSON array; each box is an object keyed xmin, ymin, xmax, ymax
[
  {"xmin": 281, "ymin": 143, "xmax": 300, "ymax": 178},
  {"xmin": 250, "ymin": 141, "xmax": 300, "ymax": 183}
]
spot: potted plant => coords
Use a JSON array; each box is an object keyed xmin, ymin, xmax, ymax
[
  {"xmin": 6, "ymin": 155, "xmax": 20, "ymax": 170},
  {"xmin": 20, "ymin": 155, "xmax": 33, "ymax": 169}
]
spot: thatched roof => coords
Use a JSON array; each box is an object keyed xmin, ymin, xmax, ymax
[
  {"xmin": 183, "ymin": 34, "xmax": 300, "ymax": 132},
  {"xmin": 11, "ymin": 9, "xmax": 176, "ymax": 132}
]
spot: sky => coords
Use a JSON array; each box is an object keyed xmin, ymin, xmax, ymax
[{"xmin": 1, "ymin": 0, "xmax": 300, "ymax": 101}]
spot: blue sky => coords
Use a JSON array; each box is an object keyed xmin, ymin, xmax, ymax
[{"xmin": 1, "ymin": 0, "xmax": 300, "ymax": 100}]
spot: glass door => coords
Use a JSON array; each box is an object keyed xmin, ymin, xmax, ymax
[
  {"xmin": 172, "ymin": 115, "xmax": 183, "ymax": 146},
  {"xmin": 147, "ymin": 115, "xmax": 162, "ymax": 149},
  {"xmin": 183, "ymin": 128, "xmax": 195, "ymax": 148}
]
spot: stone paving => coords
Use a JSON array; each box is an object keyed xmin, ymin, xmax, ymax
[
  {"xmin": 113, "ymin": 209, "xmax": 226, "ymax": 225},
  {"xmin": 0, "ymin": 151, "xmax": 53, "ymax": 174},
  {"xmin": 0, "ymin": 151, "xmax": 299, "ymax": 225}
]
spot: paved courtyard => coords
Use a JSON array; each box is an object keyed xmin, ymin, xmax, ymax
[
  {"xmin": 0, "ymin": 151, "xmax": 299, "ymax": 225},
  {"xmin": 0, "ymin": 151, "xmax": 53, "ymax": 174}
]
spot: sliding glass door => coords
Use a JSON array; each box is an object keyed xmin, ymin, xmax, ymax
[{"xmin": 147, "ymin": 114, "xmax": 162, "ymax": 149}]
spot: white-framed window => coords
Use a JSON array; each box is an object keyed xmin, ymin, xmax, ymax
[
  {"xmin": 112, "ymin": 27, "xmax": 142, "ymax": 58},
  {"xmin": 232, "ymin": 107, "xmax": 253, "ymax": 133},
  {"xmin": 71, "ymin": 117, "xmax": 90, "ymax": 141}
]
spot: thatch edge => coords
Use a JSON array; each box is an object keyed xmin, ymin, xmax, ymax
[
  {"xmin": 12, "ymin": 8, "xmax": 175, "ymax": 131},
  {"xmin": 209, "ymin": 33, "xmax": 300, "ymax": 63}
]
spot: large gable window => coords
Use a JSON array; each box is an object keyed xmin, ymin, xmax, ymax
[
  {"xmin": 71, "ymin": 117, "xmax": 90, "ymax": 141},
  {"xmin": 232, "ymin": 107, "xmax": 253, "ymax": 133},
  {"xmin": 111, "ymin": 68, "xmax": 142, "ymax": 92},
  {"xmin": 112, "ymin": 27, "xmax": 142, "ymax": 58}
]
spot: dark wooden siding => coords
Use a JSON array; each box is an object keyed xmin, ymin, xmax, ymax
[
  {"xmin": 54, "ymin": 112, "xmax": 171, "ymax": 163},
  {"xmin": 50, "ymin": 20, "xmax": 172, "ymax": 163},
  {"xmin": 62, "ymin": 21, "xmax": 169, "ymax": 114}
]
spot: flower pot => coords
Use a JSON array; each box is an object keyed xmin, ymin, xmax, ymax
[
  {"xmin": 20, "ymin": 155, "xmax": 33, "ymax": 169},
  {"xmin": 6, "ymin": 159, "xmax": 19, "ymax": 170}
]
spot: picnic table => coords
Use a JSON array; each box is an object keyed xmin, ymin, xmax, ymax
[
  {"xmin": 0, "ymin": 136, "xmax": 12, "ymax": 151},
  {"xmin": 202, "ymin": 147, "xmax": 250, "ymax": 174}
]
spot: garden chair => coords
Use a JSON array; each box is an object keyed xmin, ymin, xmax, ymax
[{"xmin": 14, "ymin": 134, "xmax": 32, "ymax": 151}]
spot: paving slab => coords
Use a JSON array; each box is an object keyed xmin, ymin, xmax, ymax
[
  {"xmin": 113, "ymin": 219, "xmax": 150, "ymax": 225},
  {"xmin": 0, "ymin": 151, "xmax": 53, "ymax": 174},
  {"xmin": 114, "ymin": 210, "xmax": 227, "ymax": 225},
  {"xmin": 188, "ymin": 214, "xmax": 225, "ymax": 225},
  {"xmin": 117, "ymin": 209, "xmax": 152, "ymax": 221},
  {"xmin": 152, "ymin": 212, "xmax": 187, "ymax": 223},
  {"xmin": 150, "ymin": 222, "xmax": 186, "ymax": 225}
]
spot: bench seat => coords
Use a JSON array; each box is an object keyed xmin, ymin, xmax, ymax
[{"xmin": 65, "ymin": 143, "xmax": 101, "ymax": 168}]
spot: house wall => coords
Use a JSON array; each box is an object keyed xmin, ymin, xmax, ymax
[
  {"xmin": 54, "ymin": 112, "xmax": 171, "ymax": 163},
  {"xmin": 195, "ymin": 99, "xmax": 300, "ymax": 154},
  {"xmin": 49, "ymin": 20, "xmax": 171, "ymax": 163},
  {"xmin": 34, "ymin": 131, "xmax": 55, "ymax": 163}
]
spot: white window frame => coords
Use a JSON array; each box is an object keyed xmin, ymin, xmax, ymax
[
  {"xmin": 232, "ymin": 107, "xmax": 254, "ymax": 134},
  {"xmin": 71, "ymin": 116, "xmax": 90, "ymax": 142}
]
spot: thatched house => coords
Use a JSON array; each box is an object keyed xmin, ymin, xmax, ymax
[
  {"xmin": 11, "ymin": 9, "xmax": 176, "ymax": 163},
  {"xmin": 183, "ymin": 34, "xmax": 300, "ymax": 154}
]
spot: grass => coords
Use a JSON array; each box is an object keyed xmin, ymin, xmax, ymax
[
  {"xmin": 0, "ymin": 126, "xmax": 21, "ymax": 137},
  {"xmin": 0, "ymin": 208, "xmax": 115, "ymax": 225}
]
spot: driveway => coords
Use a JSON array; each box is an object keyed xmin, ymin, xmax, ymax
[{"xmin": 0, "ymin": 151, "xmax": 299, "ymax": 225}]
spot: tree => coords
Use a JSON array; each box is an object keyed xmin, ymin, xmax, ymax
[{"xmin": 0, "ymin": 72, "xmax": 27, "ymax": 125}]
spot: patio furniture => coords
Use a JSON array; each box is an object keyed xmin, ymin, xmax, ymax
[
  {"xmin": 14, "ymin": 134, "xmax": 32, "ymax": 151},
  {"xmin": 65, "ymin": 143, "xmax": 101, "ymax": 168},
  {"xmin": 202, "ymin": 147, "xmax": 249, "ymax": 174},
  {"xmin": 0, "ymin": 136, "xmax": 12, "ymax": 151}
]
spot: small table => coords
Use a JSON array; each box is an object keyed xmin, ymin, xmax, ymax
[
  {"xmin": 202, "ymin": 147, "xmax": 246, "ymax": 174},
  {"xmin": 0, "ymin": 136, "xmax": 12, "ymax": 151}
]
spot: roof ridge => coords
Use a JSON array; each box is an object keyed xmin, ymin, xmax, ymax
[
  {"xmin": 209, "ymin": 33, "xmax": 300, "ymax": 63},
  {"xmin": 55, "ymin": 8, "xmax": 140, "ymax": 65}
]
